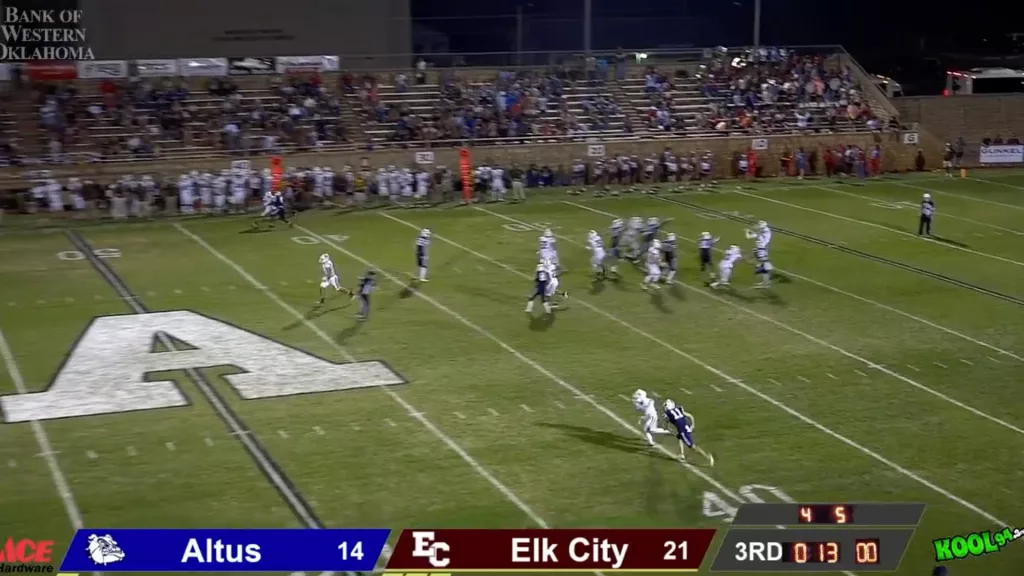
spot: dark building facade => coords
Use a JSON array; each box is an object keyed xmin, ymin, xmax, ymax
[{"xmin": 79, "ymin": 0, "xmax": 411, "ymax": 67}]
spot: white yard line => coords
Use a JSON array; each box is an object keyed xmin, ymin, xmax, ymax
[
  {"xmin": 0, "ymin": 327, "xmax": 97, "ymax": 574},
  {"xmin": 400, "ymin": 208, "xmax": 1007, "ymax": 526},
  {"xmin": 964, "ymin": 178, "xmax": 1024, "ymax": 203},
  {"xmin": 175, "ymin": 224, "xmax": 555, "ymax": 533},
  {"xmin": 732, "ymin": 187, "xmax": 1024, "ymax": 268},
  {"xmin": 570, "ymin": 200, "xmax": 1024, "ymax": 363},
  {"xmin": 553, "ymin": 204, "xmax": 1024, "ymax": 435}
]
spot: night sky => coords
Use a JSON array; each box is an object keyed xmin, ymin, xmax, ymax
[{"xmin": 411, "ymin": 0, "xmax": 1020, "ymax": 94}]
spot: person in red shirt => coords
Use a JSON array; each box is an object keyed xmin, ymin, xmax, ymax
[
  {"xmin": 746, "ymin": 148, "xmax": 757, "ymax": 179},
  {"xmin": 869, "ymin": 144, "xmax": 881, "ymax": 176}
]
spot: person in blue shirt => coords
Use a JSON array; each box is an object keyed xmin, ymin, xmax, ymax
[{"xmin": 356, "ymin": 270, "xmax": 376, "ymax": 321}]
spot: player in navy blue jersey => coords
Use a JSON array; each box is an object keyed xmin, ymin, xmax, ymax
[
  {"xmin": 356, "ymin": 270, "xmax": 376, "ymax": 321},
  {"xmin": 525, "ymin": 263, "xmax": 553, "ymax": 315},
  {"xmin": 664, "ymin": 399, "xmax": 714, "ymax": 465},
  {"xmin": 415, "ymin": 228, "xmax": 431, "ymax": 282}
]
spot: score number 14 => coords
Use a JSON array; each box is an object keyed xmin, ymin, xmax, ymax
[{"xmin": 338, "ymin": 541, "xmax": 365, "ymax": 560}]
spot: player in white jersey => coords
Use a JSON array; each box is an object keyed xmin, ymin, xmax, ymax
[
  {"xmin": 317, "ymin": 253, "xmax": 351, "ymax": 304},
  {"xmin": 587, "ymin": 230, "xmax": 607, "ymax": 278},
  {"xmin": 489, "ymin": 167, "xmax": 506, "ymax": 201},
  {"xmin": 415, "ymin": 170, "xmax": 430, "ymax": 200},
  {"xmin": 752, "ymin": 240, "xmax": 773, "ymax": 288},
  {"xmin": 632, "ymin": 389, "xmax": 670, "ymax": 446},
  {"xmin": 641, "ymin": 240, "xmax": 663, "ymax": 291},
  {"xmin": 538, "ymin": 229, "xmax": 559, "ymax": 268},
  {"xmin": 624, "ymin": 216, "xmax": 643, "ymax": 260},
  {"xmin": 542, "ymin": 258, "xmax": 567, "ymax": 302},
  {"xmin": 746, "ymin": 220, "xmax": 771, "ymax": 246},
  {"xmin": 711, "ymin": 245, "xmax": 742, "ymax": 288}
]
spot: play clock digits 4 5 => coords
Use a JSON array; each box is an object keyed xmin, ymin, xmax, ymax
[
  {"xmin": 709, "ymin": 529, "xmax": 914, "ymax": 572},
  {"xmin": 731, "ymin": 502, "xmax": 926, "ymax": 527}
]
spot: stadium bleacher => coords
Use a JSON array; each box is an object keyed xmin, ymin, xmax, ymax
[{"xmin": 0, "ymin": 46, "xmax": 901, "ymax": 169}]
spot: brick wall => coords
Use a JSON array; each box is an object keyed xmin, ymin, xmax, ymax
[{"xmin": 895, "ymin": 94, "xmax": 1024, "ymax": 147}]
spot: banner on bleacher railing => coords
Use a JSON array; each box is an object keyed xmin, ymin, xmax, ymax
[
  {"xmin": 275, "ymin": 56, "xmax": 340, "ymax": 73},
  {"xmin": 228, "ymin": 57, "xmax": 275, "ymax": 75},
  {"xmin": 77, "ymin": 60, "xmax": 129, "ymax": 79},
  {"xmin": 178, "ymin": 58, "xmax": 229, "ymax": 77},
  {"xmin": 587, "ymin": 144, "xmax": 606, "ymax": 157},
  {"xmin": 796, "ymin": 100, "xmax": 848, "ymax": 109},
  {"xmin": 134, "ymin": 59, "xmax": 179, "ymax": 77},
  {"xmin": 979, "ymin": 145, "xmax": 1024, "ymax": 164},
  {"xmin": 414, "ymin": 151, "xmax": 435, "ymax": 165},
  {"xmin": 231, "ymin": 160, "xmax": 251, "ymax": 172},
  {"xmin": 751, "ymin": 138, "xmax": 769, "ymax": 151},
  {"xmin": 24, "ymin": 62, "xmax": 77, "ymax": 80},
  {"xmin": 902, "ymin": 132, "xmax": 919, "ymax": 145}
]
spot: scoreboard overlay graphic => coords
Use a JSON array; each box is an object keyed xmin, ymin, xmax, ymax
[{"xmin": 51, "ymin": 504, "xmax": 924, "ymax": 572}]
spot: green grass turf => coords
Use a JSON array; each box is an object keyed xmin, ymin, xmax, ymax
[{"xmin": 0, "ymin": 170, "xmax": 1022, "ymax": 576}]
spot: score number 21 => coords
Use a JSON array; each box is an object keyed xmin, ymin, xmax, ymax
[{"xmin": 338, "ymin": 541, "xmax": 365, "ymax": 560}]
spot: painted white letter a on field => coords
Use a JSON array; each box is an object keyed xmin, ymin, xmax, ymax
[{"xmin": 1, "ymin": 311, "xmax": 405, "ymax": 423}]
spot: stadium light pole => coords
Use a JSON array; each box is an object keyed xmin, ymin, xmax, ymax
[{"xmin": 753, "ymin": 0, "xmax": 762, "ymax": 47}]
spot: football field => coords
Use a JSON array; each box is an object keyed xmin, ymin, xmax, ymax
[{"xmin": 1, "ymin": 171, "xmax": 1022, "ymax": 575}]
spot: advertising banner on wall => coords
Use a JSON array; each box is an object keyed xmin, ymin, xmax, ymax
[
  {"xmin": 979, "ymin": 145, "xmax": 1024, "ymax": 164},
  {"xmin": 178, "ymin": 58, "xmax": 229, "ymax": 77}
]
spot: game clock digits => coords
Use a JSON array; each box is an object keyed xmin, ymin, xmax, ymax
[{"xmin": 781, "ymin": 539, "xmax": 881, "ymax": 565}]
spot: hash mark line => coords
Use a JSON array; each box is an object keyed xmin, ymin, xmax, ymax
[
  {"xmin": 709, "ymin": 384, "xmax": 724, "ymax": 392},
  {"xmin": 487, "ymin": 408, "xmax": 501, "ymax": 417},
  {"xmin": 618, "ymin": 394, "xmax": 631, "ymax": 402},
  {"xmin": 854, "ymin": 370, "xmax": 868, "ymax": 377},
  {"xmin": 7, "ymin": 459, "xmax": 16, "ymax": 468},
  {"xmin": 173, "ymin": 289, "xmax": 183, "ymax": 294},
  {"xmin": 350, "ymin": 424, "xmax": 361, "ymax": 431},
  {"xmin": 313, "ymin": 426, "xmax": 326, "ymax": 435},
  {"xmin": 65, "ymin": 297, "xmax": 75, "ymax": 303},
  {"xmin": 0, "ymin": 326, "xmax": 93, "ymax": 574},
  {"xmin": 453, "ymin": 411, "xmax": 466, "ymax": 419},
  {"xmin": 165, "ymin": 442, "xmax": 176, "ymax": 452},
  {"xmin": 554, "ymin": 401, "xmax": 567, "ymax": 409},
  {"xmin": 988, "ymin": 356, "xmax": 1000, "ymax": 363},
  {"xmin": 679, "ymin": 387, "xmax": 693, "ymax": 394},
  {"xmin": 204, "ymin": 437, "xmax": 215, "ymax": 447},
  {"xmin": 177, "ymin": 224, "xmax": 557, "ymax": 535},
  {"xmin": 796, "ymin": 375, "xmax": 811, "ymax": 383},
  {"xmin": 739, "ymin": 186, "xmax": 1024, "ymax": 268},
  {"xmin": 126, "ymin": 446, "xmax": 137, "ymax": 457},
  {"xmin": 146, "ymin": 291, "xmax": 156, "ymax": 297},
  {"xmin": 569, "ymin": 200, "xmax": 1024, "ymax": 363},
  {"xmin": 201, "ymin": 286, "xmax": 211, "ymax": 291},
  {"xmin": 306, "ymin": 219, "xmax": 757, "ymax": 526},
  {"xmin": 906, "ymin": 364, "xmax": 920, "ymax": 372},
  {"xmin": 453, "ymin": 268, "xmax": 463, "ymax": 273},
  {"xmin": 6, "ymin": 302, "xmax": 14, "ymax": 306},
  {"xmin": 960, "ymin": 359, "xmax": 974, "ymax": 366},
  {"xmin": 36, "ymin": 299, "xmax": 46, "ymax": 304},
  {"xmin": 86, "ymin": 450, "xmax": 98, "ymax": 460},
  {"xmin": 767, "ymin": 379, "xmax": 783, "ymax": 386},
  {"xmin": 278, "ymin": 430, "xmax": 290, "ymax": 439},
  {"xmin": 520, "ymin": 404, "xmax": 534, "ymax": 413},
  {"xmin": 94, "ymin": 294, "xmax": 103, "ymax": 300},
  {"xmin": 438, "ymin": 209, "xmax": 1007, "ymax": 528},
  {"xmin": 385, "ymin": 419, "xmax": 397, "ymax": 428},
  {"xmin": 959, "ymin": 178, "xmax": 1024, "ymax": 207},
  {"xmin": 826, "ymin": 373, "xmax": 838, "ymax": 380},
  {"xmin": 934, "ymin": 362, "xmax": 948, "ymax": 368}
]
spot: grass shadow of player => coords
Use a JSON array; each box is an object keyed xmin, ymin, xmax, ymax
[
  {"xmin": 928, "ymin": 234, "xmax": 971, "ymax": 248},
  {"xmin": 754, "ymin": 289, "xmax": 787, "ymax": 307},
  {"xmin": 649, "ymin": 291, "xmax": 672, "ymax": 314},
  {"xmin": 715, "ymin": 286, "xmax": 757, "ymax": 303},
  {"xmin": 770, "ymin": 271, "xmax": 792, "ymax": 284},
  {"xmin": 334, "ymin": 321, "xmax": 363, "ymax": 345},
  {"xmin": 536, "ymin": 423, "xmax": 669, "ymax": 459},
  {"xmin": 239, "ymin": 227, "xmax": 273, "ymax": 234},
  {"xmin": 528, "ymin": 312, "xmax": 556, "ymax": 332},
  {"xmin": 667, "ymin": 283, "xmax": 686, "ymax": 301},
  {"xmin": 590, "ymin": 277, "xmax": 606, "ymax": 295},
  {"xmin": 282, "ymin": 303, "xmax": 349, "ymax": 331}
]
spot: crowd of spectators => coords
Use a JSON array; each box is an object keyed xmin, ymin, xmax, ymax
[
  {"xmin": 357, "ymin": 64, "xmax": 633, "ymax": 144},
  {"xmin": 34, "ymin": 74, "xmax": 348, "ymax": 162},
  {"xmin": 640, "ymin": 47, "xmax": 883, "ymax": 135}
]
